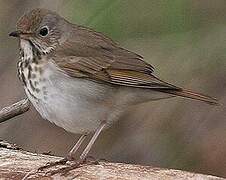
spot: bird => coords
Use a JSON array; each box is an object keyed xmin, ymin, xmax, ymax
[{"xmin": 9, "ymin": 8, "xmax": 217, "ymax": 165}]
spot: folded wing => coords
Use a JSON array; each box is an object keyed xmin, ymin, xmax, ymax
[
  {"xmin": 52, "ymin": 25, "xmax": 177, "ymax": 90},
  {"xmin": 50, "ymin": 25, "xmax": 217, "ymax": 105}
]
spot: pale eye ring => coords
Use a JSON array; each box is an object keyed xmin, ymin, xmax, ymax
[{"xmin": 39, "ymin": 26, "xmax": 49, "ymax": 37}]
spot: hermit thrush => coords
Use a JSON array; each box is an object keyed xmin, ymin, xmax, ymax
[{"xmin": 9, "ymin": 8, "xmax": 217, "ymax": 163}]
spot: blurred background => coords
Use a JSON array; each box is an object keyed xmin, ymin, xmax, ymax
[{"xmin": 0, "ymin": 0, "xmax": 225, "ymax": 177}]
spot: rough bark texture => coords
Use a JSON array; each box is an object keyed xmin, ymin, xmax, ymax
[
  {"xmin": 0, "ymin": 98, "xmax": 30, "ymax": 123},
  {"xmin": 0, "ymin": 141, "xmax": 224, "ymax": 180}
]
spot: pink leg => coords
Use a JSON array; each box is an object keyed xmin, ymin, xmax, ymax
[{"xmin": 80, "ymin": 122, "xmax": 106, "ymax": 160}]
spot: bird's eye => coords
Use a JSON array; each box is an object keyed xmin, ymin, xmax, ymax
[{"xmin": 39, "ymin": 26, "xmax": 49, "ymax": 37}]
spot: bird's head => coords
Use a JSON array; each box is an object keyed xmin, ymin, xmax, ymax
[{"xmin": 9, "ymin": 8, "xmax": 70, "ymax": 54}]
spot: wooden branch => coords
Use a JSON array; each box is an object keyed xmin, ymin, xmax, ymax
[
  {"xmin": 0, "ymin": 141, "xmax": 224, "ymax": 180},
  {"xmin": 0, "ymin": 98, "xmax": 30, "ymax": 123}
]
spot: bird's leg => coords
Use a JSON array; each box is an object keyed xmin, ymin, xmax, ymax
[
  {"xmin": 45, "ymin": 122, "xmax": 107, "ymax": 176},
  {"xmin": 67, "ymin": 134, "xmax": 87, "ymax": 160},
  {"xmin": 38, "ymin": 134, "xmax": 87, "ymax": 171},
  {"xmin": 80, "ymin": 122, "xmax": 106, "ymax": 161}
]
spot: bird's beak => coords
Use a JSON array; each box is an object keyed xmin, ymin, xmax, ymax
[
  {"xmin": 9, "ymin": 30, "xmax": 32, "ymax": 39},
  {"xmin": 9, "ymin": 30, "xmax": 22, "ymax": 38}
]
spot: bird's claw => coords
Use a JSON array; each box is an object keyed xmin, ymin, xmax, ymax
[
  {"xmin": 37, "ymin": 155, "xmax": 101, "ymax": 176},
  {"xmin": 38, "ymin": 157, "xmax": 69, "ymax": 171}
]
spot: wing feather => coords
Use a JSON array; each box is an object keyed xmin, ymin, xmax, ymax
[{"xmin": 51, "ymin": 25, "xmax": 177, "ymax": 90}]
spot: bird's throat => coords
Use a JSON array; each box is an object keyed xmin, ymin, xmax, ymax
[{"xmin": 18, "ymin": 39, "xmax": 45, "ymax": 100}]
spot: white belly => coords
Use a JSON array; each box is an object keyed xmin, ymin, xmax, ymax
[
  {"xmin": 20, "ymin": 39, "xmax": 173, "ymax": 134},
  {"xmin": 25, "ymin": 61, "xmax": 172, "ymax": 134},
  {"xmin": 19, "ymin": 39, "xmax": 124, "ymax": 134},
  {"xmin": 26, "ymin": 61, "xmax": 125, "ymax": 134}
]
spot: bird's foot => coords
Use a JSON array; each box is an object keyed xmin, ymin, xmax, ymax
[
  {"xmin": 38, "ymin": 155, "xmax": 73, "ymax": 171},
  {"xmin": 44, "ymin": 156, "xmax": 99, "ymax": 176},
  {"xmin": 83, "ymin": 155, "xmax": 100, "ymax": 165},
  {"xmin": 22, "ymin": 156, "xmax": 74, "ymax": 179}
]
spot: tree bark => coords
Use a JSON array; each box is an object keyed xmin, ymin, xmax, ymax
[
  {"xmin": 0, "ymin": 98, "xmax": 30, "ymax": 123},
  {"xmin": 0, "ymin": 141, "xmax": 224, "ymax": 180}
]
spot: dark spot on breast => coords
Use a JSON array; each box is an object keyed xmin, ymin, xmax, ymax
[
  {"xmin": 39, "ymin": 67, "xmax": 44, "ymax": 75},
  {"xmin": 34, "ymin": 66, "xmax": 38, "ymax": 72},
  {"xmin": 32, "ymin": 48, "xmax": 42, "ymax": 62},
  {"xmin": 29, "ymin": 79, "xmax": 40, "ymax": 93},
  {"xmin": 32, "ymin": 56, "xmax": 39, "ymax": 64},
  {"xmin": 31, "ymin": 73, "xmax": 36, "ymax": 79},
  {"xmin": 29, "ymin": 80, "xmax": 35, "ymax": 91},
  {"xmin": 20, "ymin": 50, "xmax": 24, "ymax": 58},
  {"xmin": 35, "ymin": 88, "xmax": 40, "ymax": 93},
  {"xmin": 24, "ymin": 59, "xmax": 29, "ymax": 68},
  {"xmin": 34, "ymin": 81, "xmax": 38, "ymax": 86},
  {"xmin": 26, "ymin": 88, "xmax": 37, "ymax": 100},
  {"xmin": 28, "ymin": 65, "xmax": 32, "ymax": 79},
  {"xmin": 21, "ymin": 72, "xmax": 27, "ymax": 87}
]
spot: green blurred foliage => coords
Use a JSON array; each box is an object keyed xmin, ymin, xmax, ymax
[
  {"xmin": 62, "ymin": 0, "xmax": 226, "ymax": 75},
  {"xmin": 63, "ymin": 0, "xmax": 226, "ymax": 38}
]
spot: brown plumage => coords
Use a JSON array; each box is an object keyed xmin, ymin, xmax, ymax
[
  {"xmin": 9, "ymin": 8, "xmax": 218, "ymax": 167},
  {"xmin": 49, "ymin": 24, "xmax": 217, "ymax": 105},
  {"xmin": 12, "ymin": 8, "xmax": 218, "ymax": 105}
]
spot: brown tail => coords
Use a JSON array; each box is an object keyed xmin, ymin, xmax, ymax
[{"xmin": 158, "ymin": 88, "xmax": 218, "ymax": 105}]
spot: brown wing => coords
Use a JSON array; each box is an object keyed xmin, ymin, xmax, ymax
[{"xmin": 51, "ymin": 25, "xmax": 179, "ymax": 90}]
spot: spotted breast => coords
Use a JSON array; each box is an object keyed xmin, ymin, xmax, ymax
[
  {"xmin": 17, "ymin": 39, "xmax": 47, "ymax": 102},
  {"xmin": 17, "ymin": 38, "xmax": 124, "ymax": 134}
]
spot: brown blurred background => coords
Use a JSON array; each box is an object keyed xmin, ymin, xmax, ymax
[{"xmin": 0, "ymin": 0, "xmax": 225, "ymax": 177}]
